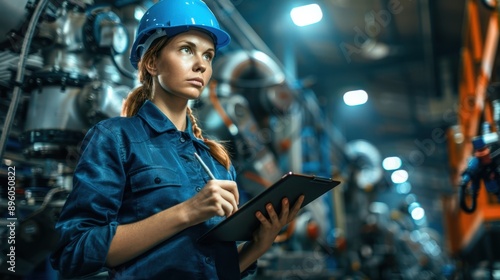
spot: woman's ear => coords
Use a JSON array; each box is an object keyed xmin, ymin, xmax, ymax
[{"xmin": 144, "ymin": 58, "xmax": 157, "ymax": 76}]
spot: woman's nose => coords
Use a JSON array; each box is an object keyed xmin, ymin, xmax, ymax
[{"xmin": 193, "ymin": 55, "xmax": 207, "ymax": 73}]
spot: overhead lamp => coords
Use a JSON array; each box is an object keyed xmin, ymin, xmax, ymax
[
  {"xmin": 361, "ymin": 39, "xmax": 390, "ymax": 60},
  {"xmin": 343, "ymin": 89, "xmax": 368, "ymax": 106},
  {"xmin": 409, "ymin": 202, "xmax": 425, "ymax": 221},
  {"xmin": 391, "ymin": 169, "xmax": 408, "ymax": 184},
  {"xmin": 411, "ymin": 207, "xmax": 425, "ymax": 221},
  {"xmin": 396, "ymin": 182, "xmax": 411, "ymax": 194},
  {"xmin": 290, "ymin": 4, "xmax": 323, "ymax": 27},
  {"xmin": 382, "ymin": 156, "xmax": 402, "ymax": 170},
  {"xmin": 134, "ymin": 7, "xmax": 144, "ymax": 20}
]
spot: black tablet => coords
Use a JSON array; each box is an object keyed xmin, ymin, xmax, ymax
[{"xmin": 197, "ymin": 172, "xmax": 341, "ymax": 243}]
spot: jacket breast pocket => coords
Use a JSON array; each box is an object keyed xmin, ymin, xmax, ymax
[{"xmin": 129, "ymin": 166, "xmax": 184, "ymax": 218}]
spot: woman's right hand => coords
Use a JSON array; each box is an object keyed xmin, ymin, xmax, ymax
[
  {"xmin": 106, "ymin": 180, "xmax": 239, "ymax": 268},
  {"xmin": 181, "ymin": 179, "xmax": 240, "ymax": 225}
]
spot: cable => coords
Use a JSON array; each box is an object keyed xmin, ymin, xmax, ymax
[{"xmin": 0, "ymin": 0, "xmax": 50, "ymax": 160}]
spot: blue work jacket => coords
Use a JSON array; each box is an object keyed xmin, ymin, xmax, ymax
[{"xmin": 50, "ymin": 101, "xmax": 255, "ymax": 279}]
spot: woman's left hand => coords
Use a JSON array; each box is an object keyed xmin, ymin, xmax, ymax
[{"xmin": 252, "ymin": 195, "xmax": 305, "ymax": 252}]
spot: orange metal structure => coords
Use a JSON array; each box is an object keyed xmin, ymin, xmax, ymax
[{"xmin": 444, "ymin": 0, "xmax": 500, "ymax": 259}]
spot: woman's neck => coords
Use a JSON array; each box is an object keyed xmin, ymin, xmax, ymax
[{"xmin": 152, "ymin": 96, "xmax": 188, "ymax": 131}]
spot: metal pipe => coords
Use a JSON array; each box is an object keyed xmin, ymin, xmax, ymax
[{"xmin": 0, "ymin": 0, "xmax": 50, "ymax": 160}]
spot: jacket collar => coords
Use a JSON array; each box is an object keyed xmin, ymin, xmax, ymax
[{"xmin": 137, "ymin": 101, "xmax": 209, "ymax": 150}]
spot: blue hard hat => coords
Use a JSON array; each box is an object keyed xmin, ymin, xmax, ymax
[{"xmin": 129, "ymin": 0, "xmax": 231, "ymax": 69}]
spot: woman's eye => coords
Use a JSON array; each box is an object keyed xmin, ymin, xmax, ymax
[
  {"xmin": 203, "ymin": 53, "xmax": 213, "ymax": 61},
  {"xmin": 180, "ymin": 47, "xmax": 192, "ymax": 54}
]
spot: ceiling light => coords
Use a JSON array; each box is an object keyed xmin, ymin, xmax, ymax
[
  {"xmin": 369, "ymin": 202, "xmax": 389, "ymax": 214},
  {"xmin": 290, "ymin": 4, "xmax": 323, "ymax": 27},
  {"xmin": 410, "ymin": 206, "xmax": 425, "ymax": 221},
  {"xmin": 343, "ymin": 89, "xmax": 368, "ymax": 106},
  {"xmin": 361, "ymin": 39, "xmax": 390, "ymax": 60},
  {"xmin": 382, "ymin": 156, "xmax": 401, "ymax": 170},
  {"xmin": 134, "ymin": 7, "xmax": 144, "ymax": 21},
  {"xmin": 391, "ymin": 169, "xmax": 408, "ymax": 184},
  {"xmin": 396, "ymin": 182, "xmax": 411, "ymax": 194}
]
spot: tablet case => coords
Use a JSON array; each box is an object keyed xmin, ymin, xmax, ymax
[{"xmin": 197, "ymin": 172, "xmax": 341, "ymax": 243}]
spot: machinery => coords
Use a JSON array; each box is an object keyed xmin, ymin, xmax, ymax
[
  {"xmin": 444, "ymin": 1, "xmax": 500, "ymax": 278},
  {"xmin": 0, "ymin": 0, "xmax": 147, "ymax": 277},
  {"xmin": 459, "ymin": 134, "xmax": 500, "ymax": 214}
]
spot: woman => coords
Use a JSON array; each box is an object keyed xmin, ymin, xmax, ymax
[{"xmin": 50, "ymin": 0, "xmax": 304, "ymax": 279}]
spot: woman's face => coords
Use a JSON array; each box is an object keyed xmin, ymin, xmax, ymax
[{"xmin": 151, "ymin": 30, "xmax": 215, "ymax": 100}]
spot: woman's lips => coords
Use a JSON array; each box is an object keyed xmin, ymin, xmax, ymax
[{"xmin": 187, "ymin": 78, "xmax": 204, "ymax": 87}]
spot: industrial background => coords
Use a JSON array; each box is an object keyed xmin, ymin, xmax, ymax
[{"xmin": 0, "ymin": 0, "xmax": 500, "ymax": 279}]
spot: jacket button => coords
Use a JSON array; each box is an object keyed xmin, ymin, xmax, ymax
[
  {"xmin": 195, "ymin": 187, "xmax": 201, "ymax": 192},
  {"xmin": 179, "ymin": 137, "xmax": 186, "ymax": 143},
  {"xmin": 205, "ymin": 257, "xmax": 212, "ymax": 264},
  {"xmin": 154, "ymin": 177, "xmax": 161, "ymax": 184}
]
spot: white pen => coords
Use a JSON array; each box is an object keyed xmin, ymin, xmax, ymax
[{"xmin": 194, "ymin": 152, "xmax": 216, "ymax": 180}]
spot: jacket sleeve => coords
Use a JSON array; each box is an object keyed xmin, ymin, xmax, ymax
[
  {"xmin": 239, "ymin": 241, "xmax": 258, "ymax": 279},
  {"xmin": 232, "ymin": 165, "xmax": 258, "ymax": 279},
  {"xmin": 50, "ymin": 124, "xmax": 126, "ymax": 278}
]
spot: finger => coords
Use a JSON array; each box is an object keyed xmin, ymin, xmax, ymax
[
  {"xmin": 279, "ymin": 198, "xmax": 290, "ymax": 223},
  {"xmin": 218, "ymin": 180, "xmax": 240, "ymax": 206},
  {"xmin": 255, "ymin": 211, "xmax": 271, "ymax": 227},
  {"xmin": 218, "ymin": 196, "xmax": 234, "ymax": 217},
  {"xmin": 218, "ymin": 187, "xmax": 238, "ymax": 215},
  {"xmin": 265, "ymin": 203, "xmax": 279, "ymax": 223},
  {"xmin": 204, "ymin": 180, "xmax": 238, "ymax": 215},
  {"xmin": 289, "ymin": 195, "xmax": 305, "ymax": 218}
]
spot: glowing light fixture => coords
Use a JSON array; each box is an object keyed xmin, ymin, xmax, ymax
[
  {"xmin": 391, "ymin": 169, "xmax": 408, "ymax": 184},
  {"xmin": 361, "ymin": 39, "xmax": 390, "ymax": 60},
  {"xmin": 396, "ymin": 182, "xmax": 412, "ymax": 194},
  {"xmin": 290, "ymin": 4, "xmax": 323, "ymax": 27},
  {"xmin": 134, "ymin": 7, "xmax": 144, "ymax": 20},
  {"xmin": 343, "ymin": 89, "xmax": 368, "ymax": 106},
  {"xmin": 382, "ymin": 156, "xmax": 402, "ymax": 170},
  {"xmin": 410, "ymin": 206, "xmax": 425, "ymax": 221}
]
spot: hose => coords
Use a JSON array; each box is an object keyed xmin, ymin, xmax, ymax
[
  {"xmin": 0, "ymin": 0, "xmax": 50, "ymax": 160},
  {"xmin": 459, "ymin": 180, "xmax": 478, "ymax": 214},
  {"xmin": 458, "ymin": 156, "xmax": 481, "ymax": 214}
]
